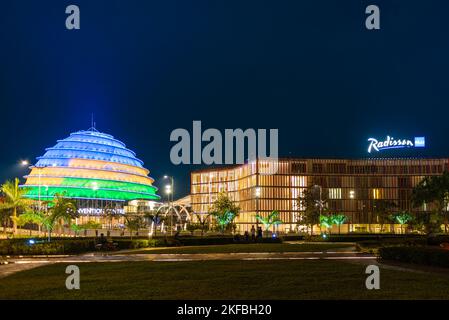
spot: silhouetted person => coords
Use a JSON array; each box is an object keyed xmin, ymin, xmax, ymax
[
  {"xmin": 99, "ymin": 233, "xmax": 107, "ymax": 245},
  {"xmin": 250, "ymin": 225, "xmax": 256, "ymax": 241},
  {"xmin": 257, "ymin": 226, "xmax": 263, "ymax": 239},
  {"xmin": 244, "ymin": 231, "xmax": 249, "ymax": 242}
]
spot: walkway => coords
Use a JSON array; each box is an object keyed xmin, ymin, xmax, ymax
[{"xmin": 0, "ymin": 250, "xmax": 375, "ymax": 278}]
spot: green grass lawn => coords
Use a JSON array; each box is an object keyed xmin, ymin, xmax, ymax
[
  {"xmin": 1, "ymin": 260, "xmax": 449, "ymax": 299},
  {"xmin": 122, "ymin": 242, "xmax": 354, "ymax": 254}
]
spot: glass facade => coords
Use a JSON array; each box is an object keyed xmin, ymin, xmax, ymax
[{"xmin": 190, "ymin": 158, "xmax": 449, "ymax": 232}]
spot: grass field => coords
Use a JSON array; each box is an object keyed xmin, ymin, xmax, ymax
[
  {"xmin": 1, "ymin": 260, "xmax": 449, "ymax": 299},
  {"xmin": 121, "ymin": 242, "xmax": 354, "ymax": 254}
]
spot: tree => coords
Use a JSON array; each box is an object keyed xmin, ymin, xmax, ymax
[
  {"xmin": 256, "ymin": 210, "xmax": 282, "ymax": 235},
  {"xmin": 0, "ymin": 207, "xmax": 10, "ymax": 234},
  {"xmin": 391, "ymin": 211, "xmax": 413, "ymax": 234},
  {"xmin": 70, "ymin": 223, "xmax": 84, "ymax": 237},
  {"xmin": 0, "ymin": 178, "xmax": 32, "ymax": 235},
  {"xmin": 125, "ymin": 215, "xmax": 144, "ymax": 239},
  {"xmin": 48, "ymin": 193, "xmax": 78, "ymax": 238},
  {"xmin": 373, "ymin": 200, "xmax": 397, "ymax": 233},
  {"xmin": 296, "ymin": 187, "xmax": 323, "ymax": 235},
  {"xmin": 319, "ymin": 215, "xmax": 333, "ymax": 234},
  {"xmin": 412, "ymin": 171, "xmax": 449, "ymax": 233},
  {"xmin": 80, "ymin": 220, "xmax": 102, "ymax": 236},
  {"xmin": 331, "ymin": 214, "xmax": 347, "ymax": 235},
  {"xmin": 14, "ymin": 210, "xmax": 43, "ymax": 236},
  {"xmin": 144, "ymin": 210, "xmax": 165, "ymax": 238},
  {"xmin": 193, "ymin": 212, "xmax": 211, "ymax": 236},
  {"xmin": 209, "ymin": 192, "xmax": 240, "ymax": 233}
]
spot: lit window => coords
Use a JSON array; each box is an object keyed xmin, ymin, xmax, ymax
[{"xmin": 328, "ymin": 188, "xmax": 342, "ymax": 199}]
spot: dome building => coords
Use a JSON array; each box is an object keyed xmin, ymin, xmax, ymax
[{"xmin": 21, "ymin": 128, "xmax": 160, "ymax": 224}]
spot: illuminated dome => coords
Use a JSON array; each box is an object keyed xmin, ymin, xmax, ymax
[{"xmin": 22, "ymin": 129, "xmax": 160, "ymax": 202}]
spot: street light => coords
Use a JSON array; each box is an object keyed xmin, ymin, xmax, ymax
[
  {"xmin": 163, "ymin": 175, "xmax": 175, "ymax": 235},
  {"xmin": 20, "ymin": 160, "xmax": 29, "ymax": 166}
]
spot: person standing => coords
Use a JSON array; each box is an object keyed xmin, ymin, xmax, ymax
[
  {"xmin": 250, "ymin": 225, "xmax": 256, "ymax": 241},
  {"xmin": 257, "ymin": 226, "xmax": 263, "ymax": 239}
]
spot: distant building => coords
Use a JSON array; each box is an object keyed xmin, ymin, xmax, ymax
[{"xmin": 190, "ymin": 158, "xmax": 448, "ymax": 233}]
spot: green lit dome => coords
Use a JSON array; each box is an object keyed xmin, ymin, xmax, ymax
[{"xmin": 22, "ymin": 129, "xmax": 160, "ymax": 202}]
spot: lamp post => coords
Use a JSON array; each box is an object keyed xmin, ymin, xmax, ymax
[
  {"xmin": 313, "ymin": 185, "xmax": 325, "ymax": 235},
  {"xmin": 164, "ymin": 175, "xmax": 174, "ymax": 235},
  {"xmin": 349, "ymin": 190, "xmax": 355, "ymax": 233}
]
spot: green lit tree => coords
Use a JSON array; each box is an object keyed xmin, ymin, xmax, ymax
[
  {"xmin": 256, "ymin": 210, "xmax": 282, "ymax": 235},
  {"xmin": 319, "ymin": 215, "xmax": 333, "ymax": 234},
  {"xmin": 209, "ymin": 192, "xmax": 240, "ymax": 233},
  {"xmin": 331, "ymin": 213, "xmax": 347, "ymax": 235},
  {"xmin": 391, "ymin": 211, "xmax": 413, "ymax": 234},
  {"xmin": 0, "ymin": 178, "xmax": 32, "ymax": 235}
]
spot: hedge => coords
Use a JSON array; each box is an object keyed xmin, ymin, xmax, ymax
[
  {"xmin": 378, "ymin": 246, "xmax": 449, "ymax": 268},
  {"xmin": 175, "ymin": 235, "xmax": 283, "ymax": 246},
  {"xmin": 0, "ymin": 238, "xmax": 178, "ymax": 255},
  {"xmin": 356, "ymin": 238, "xmax": 427, "ymax": 254},
  {"xmin": 0, "ymin": 239, "xmax": 96, "ymax": 255},
  {"xmin": 306, "ymin": 234, "xmax": 426, "ymax": 243}
]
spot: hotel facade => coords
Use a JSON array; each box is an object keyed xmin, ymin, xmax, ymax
[{"xmin": 190, "ymin": 158, "xmax": 448, "ymax": 233}]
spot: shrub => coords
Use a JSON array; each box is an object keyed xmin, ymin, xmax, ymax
[
  {"xmin": 356, "ymin": 238, "xmax": 427, "ymax": 254},
  {"xmin": 0, "ymin": 239, "xmax": 96, "ymax": 255},
  {"xmin": 281, "ymin": 235, "xmax": 305, "ymax": 241},
  {"xmin": 427, "ymin": 235, "xmax": 449, "ymax": 246},
  {"xmin": 379, "ymin": 246, "xmax": 449, "ymax": 268},
  {"xmin": 0, "ymin": 238, "xmax": 178, "ymax": 255},
  {"xmin": 177, "ymin": 236, "xmax": 235, "ymax": 246}
]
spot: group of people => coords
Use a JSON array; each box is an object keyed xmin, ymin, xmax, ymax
[{"xmin": 243, "ymin": 225, "xmax": 263, "ymax": 242}]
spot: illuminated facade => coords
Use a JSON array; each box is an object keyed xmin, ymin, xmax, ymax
[
  {"xmin": 190, "ymin": 158, "xmax": 449, "ymax": 233},
  {"xmin": 21, "ymin": 129, "xmax": 160, "ymax": 222}
]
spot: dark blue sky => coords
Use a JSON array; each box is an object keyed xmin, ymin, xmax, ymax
[{"xmin": 1, "ymin": 0, "xmax": 449, "ymax": 197}]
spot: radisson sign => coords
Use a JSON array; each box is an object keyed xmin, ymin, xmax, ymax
[{"xmin": 367, "ymin": 136, "xmax": 425, "ymax": 153}]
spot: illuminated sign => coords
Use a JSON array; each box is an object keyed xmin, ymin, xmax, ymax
[
  {"xmin": 367, "ymin": 136, "xmax": 425, "ymax": 153},
  {"xmin": 77, "ymin": 208, "xmax": 125, "ymax": 216}
]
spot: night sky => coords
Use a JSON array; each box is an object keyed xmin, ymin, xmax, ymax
[{"xmin": 1, "ymin": 0, "xmax": 449, "ymax": 197}]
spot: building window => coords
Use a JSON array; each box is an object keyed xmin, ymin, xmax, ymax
[{"xmin": 328, "ymin": 188, "xmax": 342, "ymax": 199}]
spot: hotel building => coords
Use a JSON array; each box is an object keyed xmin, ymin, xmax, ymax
[{"xmin": 190, "ymin": 158, "xmax": 448, "ymax": 233}]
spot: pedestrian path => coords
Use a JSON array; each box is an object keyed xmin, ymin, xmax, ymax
[{"xmin": 0, "ymin": 250, "xmax": 375, "ymax": 278}]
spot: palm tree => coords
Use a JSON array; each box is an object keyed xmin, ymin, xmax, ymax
[
  {"xmin": 144, "ymin": 210, "xmax": 165, "ymax": 238},
  {"xmin": 0, "ymin": 178, "xmax": 32, "ymax": 235},
  {"xmin": 319, "ymin": 215, "xmax": 333, "ymax": 234},
  {"xmin": 331, "ymin": 214, "xmax": 347, "ymax": 235},
  {"xmin": 373, "ymin": 200, "xmax": 397, "ymax": 233},
  {"xmin": 48, "ymin": 193, "xmax": 78, "ymax": 239},
  {"xmin": 125, "ymin": 215, "xmax": 143, "ymax": 239},
  {"xmin": 391, "ymin": 211, "xmax": 413, "ymax": 234},
  {"xmin": 255, "ymin": 210, "xmax": 282, "ymax": 235}
]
